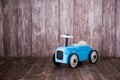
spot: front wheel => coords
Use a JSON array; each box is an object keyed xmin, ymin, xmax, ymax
[
  {"xmin": 89, "ymin": 50, "xmax": 98, "ymax": 64},
  {"xmin": 52, "ymin": 53, "xmax": 61, "ymax": 66},
  {"xmin": 69, "ymin": 54, "xmax": 79, "ymax": 69}
]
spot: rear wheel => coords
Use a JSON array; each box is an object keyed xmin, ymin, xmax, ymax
[
  {"xmin": 89, "ymin": 50, "xmax": 98, "ymax": 64},
  {"xmin": 69, "ymin": 54, "xmax": 79, "ymax": 69},
  {"xmin": 52, "ymin": 53, "xmax": 61, "ymax": 66}
]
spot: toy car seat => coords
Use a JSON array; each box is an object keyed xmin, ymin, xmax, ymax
[
  {"xmin": 73, "ymin": 40, "xmax": 87, "ymax": 46},
  {"xmin": 78, "ymin": 40, "xmax": 87, "ymax": 46}
]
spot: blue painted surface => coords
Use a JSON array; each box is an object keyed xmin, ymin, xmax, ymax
[{"xmin": 55, "ymin": 45, "xmax": 92, "ymax": 64}]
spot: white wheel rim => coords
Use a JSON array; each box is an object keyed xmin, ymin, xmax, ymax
[
  {"xmin": 70, "ymin": 54, "xmax": 78, "ymax": 68},
  {"xmin": 91, "ymin": 51, "xmax": 97, "ymax": 63}
]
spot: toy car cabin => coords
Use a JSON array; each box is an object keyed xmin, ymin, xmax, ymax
[{"xmin": 52, "ymin": 34, "xmax": 98, "ymax": 69}]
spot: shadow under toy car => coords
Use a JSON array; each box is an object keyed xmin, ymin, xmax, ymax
[{"xmin": 52, "ymin": 34, "xmax": 98, "ymax": 69}]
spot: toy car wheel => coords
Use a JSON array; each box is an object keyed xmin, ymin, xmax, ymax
[
  {"xmin": 69, "ymin": 54, "xmax": 79, "ymax": 69},
  {"xmin": 89, "ymin": 50, "xmax": 98, "ymax": 64},
  {"xmin": 52, "ymin": 53, "xmax": 61, "ymax": 66}
]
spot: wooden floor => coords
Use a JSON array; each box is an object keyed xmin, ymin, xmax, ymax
[{"xmin": 0, "ymin": 57, "xmax": 120, "ymax": 80}]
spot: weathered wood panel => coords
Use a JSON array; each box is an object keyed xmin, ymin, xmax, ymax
[
  {"xmin": 45, "ymin": 0, "xmax": 52, "ymax": 57},
  {"xmin": 0, "ymin": 0, "xmax": 4, "ymax": 56},
  {"xmin": 32, "ymin": 0, "xmax": 46, "ymax": 57},
  {"xmin": 3, "ymin": 0, "xmax": 18, "ymax": 57},
  {"xmin": 87, "ymin": 0, "xmax": 102, "ymax": 56},
  {"xmin": 18, "ymin": 0, "xmax": 32, "ymax": 57},
  {"xmin": 0, "ymin": 0, "xmax": 119, "ymax": 57},
  {"xmin": 116, "ymin": 0, "xmax": 120, "ymax": 57},
  {"xmin": 102, "ymin": 0, "xmax": 116, "ymax": 57},
  {"xmin": 45, "ymin": 0, "xmax": 60, "ymax": 57},
  {"xmin": 74, "ymin": 0, "xmax": 89, "ymax": 43},
  {"xmin": 74, "ymin": 0, "xmax": 102, "ymax": 56},
  {"xmin": 59, "ymin": 0, "xmax": 74, "ymax": 46}
]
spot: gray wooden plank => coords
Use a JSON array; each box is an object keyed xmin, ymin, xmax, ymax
[
  {"xmin": 18, "ymin": 0, "xmax": 32, "ymax": 57},
  {"xmin": 102, "ymin": 0, "xmax": 116, "ymax": 57},
  {"xmin": 45, "ymin": 0, "xmax": 60, "ymax": 57},
  {"xmin": 60, "ymin": 0, "xmax": 74, "ymax": 46},
  {"xmin": 87, "ymin": 0, "xmax": 102, "ymax": 56},
  {"xmin": 32, "ymin": 0, "xmax": 46, "ymax": 57},
  {"xmin": 0, "ymin": 0, "xmax": 4, "ymax": 56},
  {"xmin": 74, "ymin": 0, "xmax": 90, "ymax": 42},
  {"xmin": 116, "ymin": 0, "xmax": 120, "ymax": 57},
  {"xmin": 3, "ymin": 0, "xmax": 18, "ymax": 57}
]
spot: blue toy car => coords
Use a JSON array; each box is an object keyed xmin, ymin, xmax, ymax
[{"xmin": 52, "ymin": 34, "xmax": 98, "ymax": 69}]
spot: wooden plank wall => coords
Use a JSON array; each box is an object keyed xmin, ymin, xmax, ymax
[
  {"xmin": 0, "ymin": 0, "xmax": 119, "ymax": 57},
  {"xmin": 73, "ymin": 0, "xmax": 102, "ymax": 57}
]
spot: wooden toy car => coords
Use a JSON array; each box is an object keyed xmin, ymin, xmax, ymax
[{"xmin": 52, "ymin": 34, "xmax": 98, "ymax": 69}]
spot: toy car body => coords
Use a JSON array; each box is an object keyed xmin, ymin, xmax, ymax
[
  {"xmin": 55, "ymin": 45, "xmax": 92, "ymax": 63},
  {"xmin": 52, "ymin": 34, "xmax": 98, "ymax": 69}
]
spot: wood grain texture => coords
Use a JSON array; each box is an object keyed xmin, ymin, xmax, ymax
[
  {"xmin": 102, "ymin": 0, "xmax": 116, "ymax": 57},
  {"xmin": 0, "ymin": 0, "xmax": 4, "ymax": 56},
  {"xmin": 87, "ymin": 0, "xmax": 102, "ymax": 56},
  {"xmin": 45, "ymin": 0, "xmax": 60, "ymax": 57},
  {"xmin": 18, "ymin": 0, "xmax": 32, "ymax": 57},
  {"xmin": 1, "ymin": 57, "xmax": 120, "ymax": 80},
  {"xmin": 59, "ymin": 0, "xmax": 74, "ymax": 46},
  {"xmin": 74, "ymin": 0, "xmax": 89, "ymax": 43},
  {"xmin": 32, "ymin": 0, "xmax": 46, "ymax": 57},
  {"xmin": 45, "ymin": 0, "xmax": 52, "ymax": 57},
  {"xmin": 74, "ymin": 0, "xmax": 102, "ymax": 56},
  {"xmin": 0, "ymin": 0, "xmax": 119, "ymax": 57},
  {"xmin": 116, "ymin": 0, "xmax": 120, "ymax": 57},
  {"xmin": 3, "ymin": 0, "xmax": 18, "ymax": 57}
]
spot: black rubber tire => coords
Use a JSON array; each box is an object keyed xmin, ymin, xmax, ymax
[
  {"xmin": 52, "ymin": 53, "xmax": 61, "ymax": 66},
  {"xmin": 68, "ymin": 54, "xmax": 79, "ymax": 69},
  {"xmin": 89, "ymin": 50, "xmax": 98, "ymax": 64}
]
